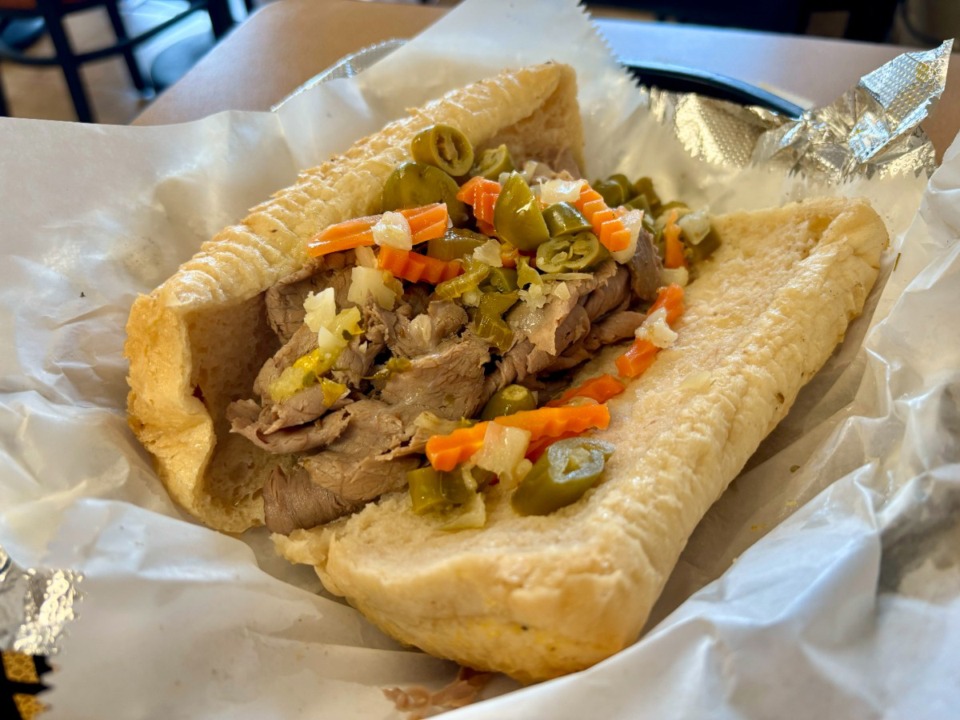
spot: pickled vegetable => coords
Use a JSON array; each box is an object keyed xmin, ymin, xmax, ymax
[
  {"xmin": 483, "ymin": 266, "xmax": 519, "ymax": 293},
  {"xmin": 411, "ymin": 124, "xmax": 475, "ymax": 177},
  {"xmin": 632, "ymin": 176, "xmax": 662, "ymax": 213},
  {"xmin": 474, "ymin": 291, "xmax": 519, "ymax": 353},
  {"xmin": 480, "ymin": 384, "xmax": 537, "ymax": 420},
  {"xmin": 382, "ymin": 162, "xmax": 468, "ymax": 225},
  {"xmin": 471, "ymin": 144, "xmax": 515, "ymax": 180},
  {"xmin": 535, "ymin": 232, "xmax": 608, "ymax": 273},
  {"xmin": 494, "ymin": 172, "xmax": 550, "ymax": 251},
  {"xmin": 408, "ymin": 466, "xmax": 474, "ymax": 514},
  {"xmin": 542, "ymin": 202, "xmax": 592, "ymax": 237},
  {"xmin": 434, "ymin": 258, "xmax": 491, "ymax": 300},
  {"xmin": 427, "ymin": 227, "xmax": 487, "ymax": 261},
  {"xmin": 688, "ymin": 229, "xmax": 721, "ymax": 263},
  {"xmin": 592, "ymin": 178, "xmax": 627, "ymax": 208},
  {"xmin": 511, "ymin": 438, "xmax": 615, "ymax": 515}
]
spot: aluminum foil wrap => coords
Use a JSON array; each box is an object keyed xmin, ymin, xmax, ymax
[
  {"xmin": 0, "ymin": 547, "xmax": 81, "ymax": 656},
  {"xmin": 650, "ymin": 40, "xmax": 952, "ymax": 180}
]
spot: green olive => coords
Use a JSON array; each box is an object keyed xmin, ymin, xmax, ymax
[
  {"xmin": 511, "ymin": 438, "xmax": 614, "ymax": 516},
  {"xmin": 592, "ymin": 178, "xmax": 627, "ymax": 208},
  {"xmin": 408, "ymin": 466, "xmax": 473, "ymax": 515},
  {"xmin": 411, "ymin": 124, "xmax": 475, "ymax": 177},
  {"xmin": 542, "ymin": 202, "xmax": 593, "ymax": 237},
  {"xmin": 631, "ymin": 176, "xmax": 662, "ymax": 213},
  {"xmin": 493, "ymin": 172, "xmax": 550, "ymax": 251},
  {"xmin": 382, "ymin": 162, "xmax": 468, "ymax": 225},
  {"xmin": 480, "ymin": 384, "xmax": 537, "ymax": 420},
  {"xmin": 427, "ymin": 227, "xmax": 487, "ymax": 261},
  {"xmin": 471, "ymin": 144, "xmax": 515, "ymax": 180}
]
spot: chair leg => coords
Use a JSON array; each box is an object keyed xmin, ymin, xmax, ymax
[
  {"xmin": 41, "ymin": 9, "xmax": 94, "ymax": 122},
  {"xmin": 207, "ymin": 0, "xmax": 235, "ymax": 40},
  {"xmin": 0, "ymin": 65, "xmax": 9, "ymax": 117},
  {"xmin": 105, "ymin": 0, "xmax": 148, "ymax": 92}
]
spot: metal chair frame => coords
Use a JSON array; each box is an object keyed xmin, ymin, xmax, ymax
[{"xmin": 0, "ymin": 0, "xmax": 235, "ymax": 122}]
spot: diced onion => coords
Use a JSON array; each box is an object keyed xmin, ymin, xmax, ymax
[
  {"xmin": 348, "ymin": 266, "xmax": 399, "ymax": 309},
  {"xmin": 678, "ymin": 210, "xmax": 712, "ymax": 245},
  {"xmin": 372, "ymin": 211, "xmax": 413, "ymax": 250},
  {"xmin": 303, "ymin": 288, "xmax": 337, "ymax": 333},
  {"xmin": 611, "ymin": 208, "xmax": 643, "ymax": 264},
  {"xmin": 472, "ymin": 239, "xmax": 504, "ymax": 267},
  {"xmin": 473, "ymin": 423, "xmax": 532, "ymax": 491},
  {"xmin": 660, "ymin": 266, "xmax": 689, "ymax": 287},
  {"xmin": 354, "ymin": 245, "xmax": 377, "ymax": 268}
]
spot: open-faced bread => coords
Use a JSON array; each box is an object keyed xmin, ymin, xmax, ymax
[
  {"xmin": 125, "ymin": 63, "xmax": 584, "ymax": 533},
  {"xmin": 274, "ymin": 196, "xmax": 887, "ymax": 682}
]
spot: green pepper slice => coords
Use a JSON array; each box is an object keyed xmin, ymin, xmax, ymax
[
  {"xmin": 511, "ymin": 438, "xmax": 615, "ymax": 515},
  {"xmin": 435, "ymin": 257, "xmax": 490, "ymax": 300},
  {"xmin": 382, "ymin": 162, "xmax": 468, "ymax": 225},
  {"xmin": 408, "ymin": 466, "xmax": 474, "ymax": 515},
  {"xmin": 688, "ymin": 229, "xmax": 721, "ymax": 264},
  {"xmin": 542, "ymin": 202, "xmax": 593, "ymax": 237},
  {"xmin": 427, "ymin": 227, "xmax": 487, "ymax": 261},
  {"xmin": 483, "ymin": 267, "xmax": 519, "ymax": 293},
  {"xmin": 535, "ymin": 232, "xmax": 608, "ymax": 273},
  {"xmin": 592, "ymin": 178, "xmax": 627, "ymax": 208},
  {"xmin": 494, "ymin": 172, "xmax": 550, "ymax": 251},
  {"xmin": 410, "ymin": 124, "xmax": 475, "ymax": 177},
  {"xmin": 631, "ymin": 176, "xmax": 662, "ymax": 214},
  {"xmin": 474, "ymin": 291, "xmax": 519, "ymax": 353},
  {"xmin": 471, "ymin": 144, "xmax": 515, "ymax": 180},
  {"xmin": 480, "ymin": 384, "xmax": 537, "ymax": 420}
]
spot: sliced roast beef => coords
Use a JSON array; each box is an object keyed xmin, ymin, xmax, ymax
[
  {"xmin": 581, "ymin": 265, "xmax": 631, "ymax": 321},
  {"xmin": 263, "ymin": 465, "xmax": 363, "ymax": 535},
  {"xmin": 626, "ymin": 227, "xmax": 662, "ymax": 302},
  {"xmin": 545, "ymin": 310, "xmax": 646, "ymax": 372},
  {"xmin": 227, "ymin": 401, "xmax": 352, "ymax": 454},
  {"xmin": 253, "ymin": 323, "xmax": 318, "ymax": 398},
  {"xmin": 379, "ymin": 333, "xmax": 491, "ymax": 420}
]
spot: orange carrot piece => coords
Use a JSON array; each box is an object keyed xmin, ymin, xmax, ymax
[
  {"xmin": 306, "ymin": 204, "xmax": 448, "ymax": 257},
  {"xmin": 457, "ymin": 177, "xmax": 501, "ymax": 229},
  {"xmin": 425, "ymin": 404, "xmax": 611, "ymax": 471},
  {"xmin": 663, "ymin": 209, "xmax": 686, "ymax": 269},
  {"xmin": 574, "ymin": 183, "xmax": 630, "ymax": 253},
  {"xmin": 546, "ymin": 373, "xmax": 626, "ymax": 407},
  {"xmin": 377, "ymin": 246, "xmax": 463, "ymax": 284},
  {"xmin": 426, "ymin": 423, "xmax": 489, "ymax": 472},
  {"xmin": 615, "ymin": 284, "xmax": 686, "ymax": 379}
]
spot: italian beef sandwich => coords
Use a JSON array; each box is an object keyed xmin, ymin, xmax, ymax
[{"xmin": 125, "ymin": 62, "xmax": 888, "ymax": 682}]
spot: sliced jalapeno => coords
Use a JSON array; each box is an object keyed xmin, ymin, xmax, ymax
[
  {"xmin": 474, "ymin": 291, "xmax": 519, "ymax": 353},
  {"xmin": 483, "ymin": 266, "xmax": 519, "ymax": 293},
  {"xmin": 592, "ymin": 178, "xmax": 627, "ymax": 208},
  {"xmin": 435, "ymin": 257, "xmax": 490, "ymax": 300},
  {"xmin": 408, "ymin": 466, "xmax": 473, "ymax": 515},
  {"xmin": 535, "ymin": 232, "xmax": 608, "ymax": 273},
  {"xmin": 471, "ymin": 144, "xmax": 515, "ymax": 180},
  {"xmin": 542, "ymin": 202, "xmax": 592, "ymax": 237},
  {"xmin": 494, "ymin": 172, "xmax": 550, "ymax": 251},
  {"xmin": 480, "ymin": 384, "xmax": 537, "ymax": 420},
  {"xmin": 511, "ymin": 438, "xmax": 614, "ymax": 516},
  {"xmin": 688, "ymin": 229, "xmax": 721, "ymax": 264},
  {"xmin": 411, "ymin": 124, "xmax": 475, "ymax": 177},
  {"xmin": 632, "ymin": 176, "xmax": 662, "ymax": 214},
  {"xmin": 427, "ymin": 227, "xmax": 487, "ymax": 261},
  {"xmin": 382, "ymin": 162, "xmax": 468, "ymax": 224}
]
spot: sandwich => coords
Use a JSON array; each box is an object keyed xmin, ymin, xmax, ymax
[{"xmin": 125, "ymin": 62, "xmax": 888, "ymax": 682}]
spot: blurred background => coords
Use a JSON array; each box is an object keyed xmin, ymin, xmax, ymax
[{"xmin": 0, "ymin": 0, "xmax": 956, "ymax": 124}]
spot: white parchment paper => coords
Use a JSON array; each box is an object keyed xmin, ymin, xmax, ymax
[{"xmin": 1, "ymin": 0, "xmax": 957, "ymax": 717}]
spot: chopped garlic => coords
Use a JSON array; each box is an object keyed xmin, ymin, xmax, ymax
[
  {"xmin": 472, "ymin": 238, "xmax": 504, "ymax": 267},
  {"xmin": 661, "ymin": 266, "xmax": 689, "ymax": 287},
  {"xmin": 552, "ymin": 281, "xmax": 571, "ymax": 301},
  {"xmin": 519, "ymin": 282, "xmax": 549, "ymax": 309},
  {"xmin": 539, "ymin": 178, "xmax": 585, "ymax": 204},
  {"xmin": 635, "ymin": 307, "xmax": 678, "ymax": 348},
  {"xmin": 372, "ymin": 211, "xmax": 412, "ymax": 250},
  {"xmin": 461, "ymin": 289, "xmax": 482, "ymax": 308}
]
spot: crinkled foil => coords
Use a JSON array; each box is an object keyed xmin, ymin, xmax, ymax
[
  {"xmin": 652, "ymin": 40, "xmax": 952, "ymax": 181},
  {"xmin": 0, "ymin": 546, "xmax": 81, "ymax": 655}
]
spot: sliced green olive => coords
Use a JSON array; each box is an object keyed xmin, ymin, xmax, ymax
[
  {"xmin": 382, "ymin": 162, "xmax": 468, "ymax": 225},
  {"xmin": 494, "ymin": 172, "xmax": 550, "ymax": 251},
  {"xmin": 535, "ymin": 232, "xmax": 608, "ymax": 273},
  {"xmin": 542, "ymin": 202, "xmax": 593, "ymax": 237},
  {"xmin": 480, "ymin": 384, "xmax": 537, "ymax": 420},
  {"xmin": 427, "ymin": 227, "xmax": 487, "ymax": 261},
  {"xmin": 408, "ymin": 466, "xmax": 473, "ymax": 515},
  {"xmin": 511, "ymin": 438, "xmax": 614, "ymax": 516},
  {"xmin": 471, "ymin": 144, "xmax": 515, "ymax": 180},
  {"xmin": 411, "ymin": 124, "xmax": 475, "ymax": 177},
  {"xmin": 592, "ymin": 178, "xmax": 627, "ymax": 208}
]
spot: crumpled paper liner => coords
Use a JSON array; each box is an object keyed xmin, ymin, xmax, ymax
[{"xmin": 0, "ymin": 0, "xmax": 957, "ymax": 716}]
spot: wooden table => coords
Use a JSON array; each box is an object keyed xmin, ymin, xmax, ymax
[{"xmin": 134, "ymin": 0, "xmax": 959, "ymax": 160}]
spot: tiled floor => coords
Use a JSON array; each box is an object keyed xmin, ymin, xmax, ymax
[{"xmin": 0, "ymin": 0, "xmax": 938, "ymax": 126}]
